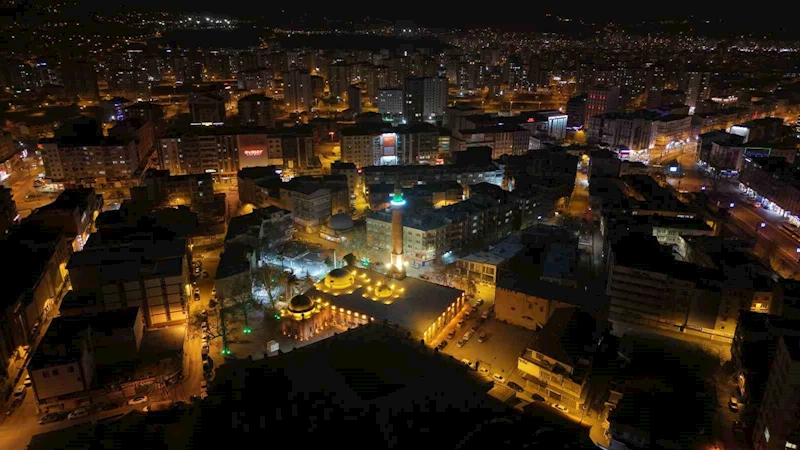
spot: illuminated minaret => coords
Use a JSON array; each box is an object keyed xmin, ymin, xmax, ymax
[{"xmin": 389, "ymin": 182, "xmax": 406, "ymax": 279}]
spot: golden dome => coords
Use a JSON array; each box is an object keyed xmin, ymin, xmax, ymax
[
  {"xmin": 324, "ymin": 268, "xmax": 355, "ymax": 289},
  {"xmin": 288, "ymin": 295, "xmax": 314, "ymax": 314}
]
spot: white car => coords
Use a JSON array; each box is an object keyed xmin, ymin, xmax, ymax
[
  {"xmin": 13, "ymin": 385, "xmax": 26, "ymax": 397},
  {"xmin": 67, "ymin": 408, "xmax": 89, "ymax": 420},
  {"xmin": 24, "ymin": 375, "xmax": 31, "ymax": 387},
  {"xmin": 492, "ymin": 373, "xmax": 506, "ymax": 384},
  {"xmin": 551, "ymin": 403, "xmax": 569, "ymax": 413},
  {"xmin": 127, "ymin": 396, "xmax": 148, "ymax": 406},
  {"xmin": 201, "ymin": 343, "xmax": 209, "ymax": 354}
]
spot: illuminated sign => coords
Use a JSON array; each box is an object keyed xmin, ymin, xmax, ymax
[
  {"xmin": 244, "ymin": 149, "xmax": 264, "ymax": 157},
  {"xmin": 381, "ymin": 133, "xmax": 396, "ymax": 157}
]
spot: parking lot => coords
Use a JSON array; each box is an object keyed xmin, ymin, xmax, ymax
[{"xmin": 437, "ymin": 300, "xmax": 535, "ymax": 381}]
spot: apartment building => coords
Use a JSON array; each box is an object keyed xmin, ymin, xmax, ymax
[
  {"xmin": 279, "ymin": 175, "xmax": 348, "ymax": 232},
  {"xmin": 753, "ymin": 335, "xmax": 800, "ymax": 450},
  {"xmin": 41, "ymin": 118, "xmax": 141, "ymax": 186},
  {"xmin": 66, "ymin": 235, "xmax": 190, "ymax": 328},
  {"xmin": 517, "ymin": 307, "xmax": 608, "ymax": 410}
]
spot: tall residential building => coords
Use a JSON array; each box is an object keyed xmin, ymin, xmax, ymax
[
  {"xmin": 284, "ymin": 70, "xmax": 312, "ymax": 113},
  {"xmin": 588, "ymin": 111, "xmax": 659, "ymax": 150},
  {"xmin": 585, "ymin": 86, "xmax": 621, "ymax": 129},
  {"xmin": 752, "ymin": 335, "xmax": 800, "ymax": 450},
  {"xmin": 378, "ymin": 88, "xmax": 404, "ymax": 122},
  {"xmin": 404, "ymin": 77, "xmax": 448, "ymax": 123},
  {"xmin": 348, "ymin": 85, "xmax": 363, "ymax": 114},
  {"xmin": 238, "ymin": 94, "xmax": 275, "ymax": 128},
  {"xmin": 40, "ymin": 117, "xmax": 140, "ymax": 184},
  {"xmin": 60, "ymin": 60, "xmax": 99, "ymax": 101},
  {"xmin": 683, "ymin": 71, "xmax": 711, "ymax": 110},
  {"xmin": 566, "ymin": 94, "xmax": 588, "ymax": 129},
  {"xmin": 328, "ymin": 63, "xmax": 350, "ymax": 100},
  {"xmin": 189, "ymin": 93, "xmax": 226, "ymax": 125}
]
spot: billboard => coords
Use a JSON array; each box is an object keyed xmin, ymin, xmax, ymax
[
  {"xmin": 381, "ymin": 133, "xmax": 396, "ymax": 157},
  {"xmin": 237, "ymin": 134, "xmax": 272, "ymax": 168}
]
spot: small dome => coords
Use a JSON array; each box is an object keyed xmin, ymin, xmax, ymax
[
  {"xmin": 374, "ymin": 284, "xmax": 393, "ymax": 299},
  {"xmin": 288, "ymin": 294, "xmax": 314, "ymax": 314},
  {"xmin": 329, "ymin": 213, "xmax": 354, "ymax": 231},
  {"xmin": 324, "ymin": 267, "xmax": 355, "ymax": 289}
]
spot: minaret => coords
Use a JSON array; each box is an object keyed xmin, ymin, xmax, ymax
[{"xmin": 389, "ymin": 181, "xmax": 406, "ymax": 279}]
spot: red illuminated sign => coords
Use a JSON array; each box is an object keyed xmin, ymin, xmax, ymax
[{"xmin": 244, "ymin": 149, "xmax": 264, "ymax": 157}]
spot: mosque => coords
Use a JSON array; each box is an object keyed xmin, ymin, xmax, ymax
[{"xmin": 281, "ymin": 187, "xmax": 465, "ymax": 342}]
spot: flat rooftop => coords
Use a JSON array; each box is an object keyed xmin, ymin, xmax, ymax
[{"xmin": 304, "ymin": 267, "xmax": 464, "ymax": 338}]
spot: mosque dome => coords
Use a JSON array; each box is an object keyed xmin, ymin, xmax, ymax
[
  {"xmin": 288, "ymin": 294, "xmax": 315, "ymax": 314},
  {"xmin": 329, "ymin": 213, "xmax": 354, "ymax": 231},
  {"xmin": 324, "ymin": 267, "xmax": 356, "ymax": 289}
]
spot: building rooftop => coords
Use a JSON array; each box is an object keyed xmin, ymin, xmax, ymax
[
  {"xmin": 497, "ymin": 275, "xmax": 606, "ymax": 315},
  {"xmin": 238, "ymin": 93, "xmax": 273, "ymax": 102},
  {"xmin": 460, "ymin": 235, "xmax": 524, "ymax": 266},
  {"xmin": 304, "ymin": 267, "xmax": 464, "ymax": 339},
  {"xmin": 528, "ymin": 307, "xmax": 601, "ymax": 372}
]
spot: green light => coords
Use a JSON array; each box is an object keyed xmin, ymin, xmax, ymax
[
  {"xmin": 274, "ymin": 313, "xmax": 281, "ymax": 320},
  {"xmin": 243, "ymin": 327, "xmax": 252, "ymax": 334}
]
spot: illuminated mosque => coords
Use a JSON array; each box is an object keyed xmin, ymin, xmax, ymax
[{"xmin": 281, "ymin": 187, "xmax": 465, "ymax": 342}]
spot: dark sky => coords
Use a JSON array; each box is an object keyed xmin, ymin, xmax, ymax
[{"xmin": 27, "ymin": 1, "xmax": 800, "ymax": 37}]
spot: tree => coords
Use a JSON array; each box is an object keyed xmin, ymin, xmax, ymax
[
  {"xmin": 256, "ymin": 264, "xmax": 283, "ymax": 311},
  {"xmin": 340, "ymin": 226, "xmax": 367, "ymax": 260},
  {"xmin": 704, "ymin": 152, "xmax": 730, "ymax": 193},
  {"xmin": 282, "ymin": 271, "xmax": 299, "ymax": 301},
  {"xmin": 432, "ymin": 263, "xmax": 459, "ymax": 287},
  {"xmin": 224, "ymin": 275, "xmax": 257, "ymax": 336}
]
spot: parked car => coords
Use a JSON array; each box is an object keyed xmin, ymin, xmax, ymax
[
  {"xmin": 437, "ymin": 340, "xmax": 448, "ymax": 350},
  {"xmin": 729, "ymin": 397, "xmax": 739, "ymax": 412},
  {"xmin": 469, "ymin": 325, "xmax": 477, "ymax": 333},
  {"xmin": 507, "ymin": 382, "xmax": 524, "ymax": 393},
  {"xmin": 476, "ymin": 299, "xmax": 484, "ymax": 307},
  {"xmin": 201, "ymin": 343, "xmax": 209, "ymax": 354},
  {"xmin": 67, "ymin": 408, "xmax": 89, "ymax": 420},
  {"xmin": 24, "ymin": 374, "xmax": 31, "ymax": 387},
  {"xmin": 13, "ymin": 385, "xmax": 26, "ymax": 398},
  {"xmin": 202, "ymin": 271, "xmax": 209, "ymax": 278},
  {"xmin": 477, "ymin": 333, "xmax": 487, "ymax": 343},
  {"xmin": 457, "ymin": 339, "xmax": 467, "ymax": 348},
  {"xmin": 447, "ymin": 330, "xmax": 455, "ymax": 339},
  {"xmin": 194, "ymin": 287, "xmax": 200, "ymax": 296},
  {"xmin": 456, "ymin": 320, "xmax": 465, "ymax": 328},
  {"xmin": 127, "ymin": 396, "xmax": 148, "ymax": 406},
  {"xmin": 481, "ymin": 310, "xmax": 490, "ymax": 320},
  {"xmin": 39, "ymin": 413, "xmax": 62, "ymax": 425},
  {"xmin": 532, "ymin": 394, "xmax": 546, "ymax": 402},
  {"xmin": 551, "ymin": 403, "xmax": 568, "ymax": 413},
  {"xmin": 492, "ymin": 373, "xmax": 506, "ymax": 384},
  {"xmin": 194, "ymin": 293, "xmax": 201, "ymax": 302}
]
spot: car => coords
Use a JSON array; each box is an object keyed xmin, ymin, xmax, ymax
[
  {"xmin": 39, "ymin": 413, "xmax": 62, "ymax": 425},
  {"xmin": 24, "ymin": 374, "xmax": 31, "ymax": 387},
  {"xmin": 479, "ymin": 367, "xmax": 490, "ymax": 375},
  {"xmin": 446, "ymin": 330, "xmax": 455, "ymax": 339},
  {"xmin": 194, "ymin": 287, "xmax": 200, "ymax": 296},
  {"xmin": 67, "ymin": 408, "xmax": 89, "ymax": 420},
  {"xmin": 457, "ymin": 339, "xmax": 466, "ymax": 348},
  {"xmin": 492, "ymin": 373, "xmax": 506, "ymax": 384},
  {"xmin": 201, "ymin": 343, "xmax": 209, "ymax": 354},
  {"xmin": 202, "ymin": 271, "xmax": 209, "ymax": 278},
  {"xmin": 507, "ymin": 382, "xmax": 524, "ymax": 393},
  {"xmin": 729, "ymin": 397, "xmax": 739, "ymax": 412},
  {"xmin": 13, "ymin": 385, "xmax": 26, "ymax": 398},
  {"xmin": 532, "ymin": 394, "xmax": 546, "ymax": 402},
  {"xmin": 201, "ymin": 309, "xmax": 208, "ymax": 317},
  {"xmin": 194, "ymin": 293, "xmax": 201, "ymax": 301},
  {"xmin": 551, "ymin": 403, "xmax": 568, "ymax": 413},
  {"xmin": 456, "ymin": 320, "xmax": 465, "ymax": 328},
  {"xmin": 477, "ymin": 333, "xmax": 487, "ymax": 343},
  {"xmin": 481, "ymin": 311, "xmax": 490, "ymax": 320},
  {"xmin": 437, "ymin": 340, "xmax": 448, "ymax": 350},
  {"xmin": 199, "ymin": 391, "xmax": 208, "ymax": 400},
  {"xmin": 127, "ymin": 396, "xmax": 148, "ymax": 406},
  {"xmin": 476, "ymin": 299, "xmax": 484, "ymax": 307},
  {"xmin": 461, "ymin": 358, "xmax": 472, "ymax": 367},
  {"xmin": 201, "ymin": 380, "xmax": 208, "ymax": 391},
  {"xmin": 469, "ymin": 325, "xmax": 478, "ymax": 333}
]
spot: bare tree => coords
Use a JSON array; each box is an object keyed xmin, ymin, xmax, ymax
[
  {"xmin": 340, "ymin": 226, "xmax": 367, "ymax": 260},
  {"xmin": 256, "ymin": 264, "xmax": 283, "ymax": 312}
]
